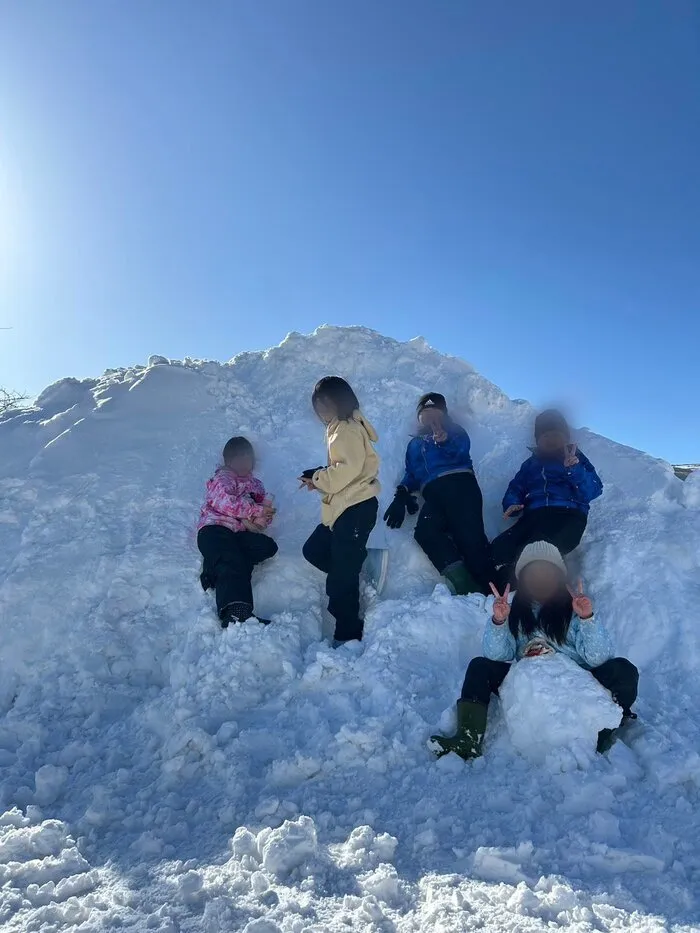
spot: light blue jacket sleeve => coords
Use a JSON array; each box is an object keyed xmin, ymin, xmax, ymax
[
  {"xmin": 483, "ymin": 619, "xmax": 517, "ymax": 662},
  {"xmin": 572, "ymin": 614, "xmax": 614, "ymax": 668}
]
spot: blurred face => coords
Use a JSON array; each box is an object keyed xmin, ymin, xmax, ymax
[
  {"xmin": 537, "ymin": 430, "xmax": 568, "ymax": 456},
  {"xmin": 418, "ymin": 408, "xmax": 444, "ymax": 432},
  {"xmin": 314, "ymin": 396, "xmax": 337, "ymax": 424},
  {"xmin": 519, "ymin": 560, "xmax": 563, "ymax": 603},
  {"xmin": 226, "ymin": 452, "xmax": 254, "ymax": 476}
]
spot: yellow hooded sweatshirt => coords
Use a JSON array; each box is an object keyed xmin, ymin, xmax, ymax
[{"xmin": 312, "ymin": 411, "xmax": 381, "ymax": 528}]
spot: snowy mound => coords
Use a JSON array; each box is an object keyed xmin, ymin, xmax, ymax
[
  {"xmin": 682, "ymin": 468, "xmax": 700, "ymax": 509},
  {"xmin": 1, "ymin": 325, "xmax": 699, "ymax": 931},
  {"xmin": 499, "ymin": 653, "xmax": 622, "ymax": 769}
]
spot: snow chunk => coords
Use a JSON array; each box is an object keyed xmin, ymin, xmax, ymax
[
  {"xmin": 243, "ymin": 920, "xmax": 282, "ymax": 933},
  {"xmin": 259, "ymin": 816, "xmax": 318, "ymax": 878},
  {"xmin": 176, "ymin": 869, "xmax": 204, "ymax": 904},
  {"xmin": 329, "ymin": 825, "xmax": 398, "ymax": 870},
  {"xmin": 34, "ymin": 764, "xmax": 68, "ymax": 806},
  {"xmin": 499, "ymin": 654, "xmax": 621, "ymax": 767},
  {"xmin": 358, "ymin": 864, "xmax": 405, "ymax": 907},
  {"xmin": 473, "ymin": 841, "xmax": 534, "ymax": 883},
  {"xmin": 230, "ymin": 827, "xmax": 261, "ymax": 862}
]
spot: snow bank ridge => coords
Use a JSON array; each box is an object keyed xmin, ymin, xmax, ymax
[{"xmin": 1, "ymin": 325, "xmax": 700, "ymax": 931}]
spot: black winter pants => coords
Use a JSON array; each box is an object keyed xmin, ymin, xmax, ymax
[
  {"xmin": 302, "ymin": 498, "xmax": 378, "ymax": 642},
  {"xmin": 198, "ymin": 525, "xmax": 278, "ymax": 617},
  {"xmin": 461, "ymin": 655, "xmax": 639, "ymax": 714},
  {"xmin": 490, "ymin": 507, "xmax": 587, "ymax": 587},
  {"xmin": 414, "ymin": 472, "xmax": 493, "ymax": 594}
]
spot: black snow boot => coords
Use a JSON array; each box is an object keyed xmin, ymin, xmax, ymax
[
  {"xmin": 219, "ymin": 602, "xmax": 253, "ymax": 628},
  {"xmin": 596, "ymin": 728, "xmax": 616, "ymax": 754},
  {"xmin": 431, "ymin": 700, "xmax": 488, "ymax": 760},
  {"xmin": 597, "ymin": 710, "xmax": 638, "ymax": 754}
]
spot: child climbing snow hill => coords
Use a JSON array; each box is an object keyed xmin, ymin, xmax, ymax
[
  {"xmin": 384, "ymin": 392, "xmax": 493, "ymax": 596},
  {"xmin": 300, "ymin": 376, "xmax": 380, "ymax": 645},
  {"xmin": 431, "ymin": 541, "xmax": 638, "ymax": 760},
  {"xmin": 491, "ymin": 409, "xmax": 602, "ymax": 586},
  {"xmin": 198, "ymin": 436, "xmax": 277, "ymax": 628}
]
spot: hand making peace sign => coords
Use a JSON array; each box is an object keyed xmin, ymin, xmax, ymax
[
  {"xmin": 567, "ymin": 579, "xmax": 594, "ymax": 620},
  {"xmin": 564, "ymin": 443, "xmax": 579, "ymax": 468},
  {"xmin": 489, "ymin": 582, "xmax": 511, "ymax": 624}
]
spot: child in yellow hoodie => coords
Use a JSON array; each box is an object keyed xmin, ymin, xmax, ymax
[{"xmin": 300, "ymin": 376, "xmax": 381, "ymax": 644}]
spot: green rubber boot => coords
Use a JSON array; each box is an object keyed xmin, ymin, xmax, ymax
[
  {"xmin": 443, "ymin": 561, "xmax": 480, "ymax": 596},
  {"xmin": 431, "ymin": 700, "xmax": 488, "ymax": 761},
  {"xmin": 596, "ymin": 728, "xmax": 617, "ymax": 754}
]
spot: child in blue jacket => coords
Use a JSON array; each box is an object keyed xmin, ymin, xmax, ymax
[
  {"xmin": 491, "ymin": 410, "xmax": 602, "ymax": 586},
  {"xmin": 383, "ymin": 393, "xmax": 493, "ymax": 595},
  {"xmin": 431, "ymin": 541, "xmax": 638, "ymax": 759}
]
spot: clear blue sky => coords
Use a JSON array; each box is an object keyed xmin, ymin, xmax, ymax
[{"xmin": 1, "ymin": 2, "xmax": 698, "ymax": 461}]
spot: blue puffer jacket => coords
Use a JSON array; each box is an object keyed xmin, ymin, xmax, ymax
[
  {"xmin": 502, "ymin": 450, "xmax": 602, "ymax": 515},
  {"xmin": 401, "ymin": 422, "xmax": 473, "ymax": 493}
]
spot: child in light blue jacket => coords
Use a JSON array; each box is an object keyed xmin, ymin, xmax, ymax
[
  {"xmin": 482, "ymin": 589, "xmax": 613, "ymax": 669},
  {"xmin": 432, "ymin": 541, "xmax": 639, "ymax": 760}
]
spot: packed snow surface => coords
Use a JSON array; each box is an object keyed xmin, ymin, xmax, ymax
[{"xmin": 1, "ymin": 326, "xmax": 699, "ymax": 932}]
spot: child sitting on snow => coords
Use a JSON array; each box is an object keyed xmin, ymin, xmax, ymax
[
  {"xmin": 198, "ymin": 436, "xmax": 277, "ymax": 628},
  {"xmin": 383, "ymin": 392, "xmax": 493, "ymax": 596},
  {"xmin": 431, "ymin": 541, "xmax": 638, "ymax": 759},
  {"xmin": 300, "ymin": 376, "xmax": 380, "ymax": 645},
  {"xmin": 491, "ymin": 410, "xmax": 602, "ymax": 587}
]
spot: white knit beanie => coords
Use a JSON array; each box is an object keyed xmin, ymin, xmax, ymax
[{"xmin": 515, "ymin": 541, "xmax": 566, "ymax": 579}]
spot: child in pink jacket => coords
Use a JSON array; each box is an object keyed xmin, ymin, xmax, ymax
[{"xmin": 198, "ymin": 437, "xmax": 277, "ymax": 628}]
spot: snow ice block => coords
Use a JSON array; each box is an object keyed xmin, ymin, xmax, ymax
[{"xmin": 499, "ymin": 653, "xmax": 622, "ymax": 767}]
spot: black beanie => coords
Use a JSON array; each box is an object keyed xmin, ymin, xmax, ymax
[
  {"xmin": 534, "ymin": 409, "xmax": 570, "ymax": 441},
  {"xmin": 417, "ymin": 392, "xmax": 448, "ymax": 416}
]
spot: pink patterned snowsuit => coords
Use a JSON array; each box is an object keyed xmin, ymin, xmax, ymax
[{"xmin": 198, "ymin": 467, "xmax": 270, "ymax": 533}]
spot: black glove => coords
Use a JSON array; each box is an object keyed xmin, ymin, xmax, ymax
[
  {"xmin": 301, "ymin": 467, "xmax": 324, "ymax": 479},
  {"xmin": 384, "ymin": 486, "xmax": 419, "ymax": 529},
  {"xmin": 405, "ymin": 490, "xmax": 420, "ymax": 515}
]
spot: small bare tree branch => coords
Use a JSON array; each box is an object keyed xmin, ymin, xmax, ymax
[{"xmin": 0, "ymin": 387, "xmax": 27, "ymax": 416}]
